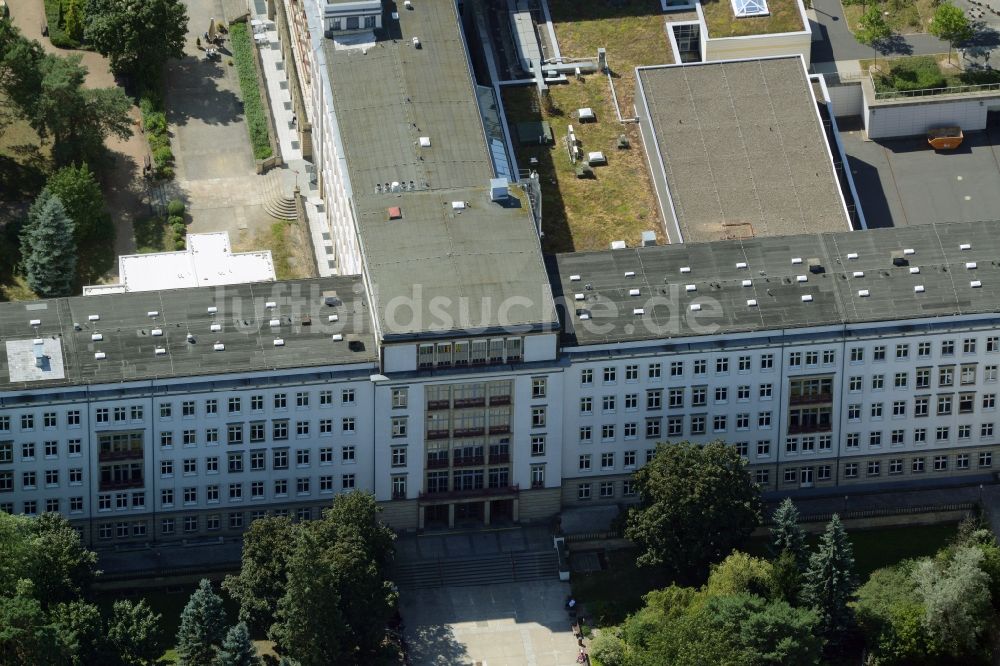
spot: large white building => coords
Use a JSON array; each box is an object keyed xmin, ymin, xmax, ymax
[{"xmin": 2, "ymin": 0, "xmax": 999, "ymax": 548}]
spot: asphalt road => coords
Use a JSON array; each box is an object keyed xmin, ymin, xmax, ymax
[{"xmin": 810, "ymin": 0, "xmax": 949, "ymax": 64}]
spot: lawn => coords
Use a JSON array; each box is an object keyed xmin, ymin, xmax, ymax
[
  {"xmin": 506, "ymin": 0, "xmax": 670, "ymax": 252},
  {"xmin": 843, "ymin": 0, "xmax": 938, "ymax": 35},
  {"xmin": 232, "ymin": 219, "xmax": 316, "ymax": 281},
  {"xmin": 573, "ymin": 522, "xmax": 958, "ymax": 628},
  {"xmin": 701, "ymin": 0, "xmax": 804, "ymax": 37}
]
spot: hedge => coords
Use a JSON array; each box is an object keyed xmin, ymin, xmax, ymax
[
  {"xmin": 140, "ymin": 95, "xmax": 175, "ymax": 180},
  {"xmin": 229, "ymin": 22, "xmax": 274, "ymax": 160},
  {"xmin": 43, "ymin": 0, "xmax": 81, "ymax": 49}
]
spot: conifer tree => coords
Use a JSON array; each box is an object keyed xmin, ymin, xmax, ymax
[
  {"xmin": 802, "ymin": 514, "xmax": 856, "ymax": 642},
  {"xmin": 21, "ymin": 191, "xmax": 76, "ymax": 297},
  {"xmin": 215, "ymin": 622, "xmax": 259, "ymax": 666},
  {"xmin": 176, "ymin": 579, "xmax": 227, "ymax": 666},
  {"xmin": 771, "ymin": 498, "xmax": 808, "ymax": 568}
]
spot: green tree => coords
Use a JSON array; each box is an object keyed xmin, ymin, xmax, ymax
[
  {"xmin": 83, "ymin": 0, "xmax": 188, "ymax": 86},
  {"xmin": 770, "ymin": 498, "xmax": 807, "ymax": 567},
  {"xmin": 216, "ymin": 622, "xmax": 259, "ymax": 666},
  {"xmin": 0, "ymin": 581, "xmax": 69, "ymax": 665},
  {"xmin": 317, "ymin": 491, "xmax": 396, "ymax": 574},
  {"xmin": 45, "ymin": 165, "xmax": 111, "ymax": 247},
  {"xmin": 177, "ymin": 579, "xmax": 227, "ymax": 666},
  {"xmin": 222, "ymin": 516, "xmax": 295, "ymax": 636},
  {"xmin": 21, "ymin": 191, "xmax": 77, "ymax": 297},
  {"xmin": 929, "ymin": 2, "xmax": 973, "ymax": 64},
  {"xmin": 107, "ymin": 599, "xmax": 166, "ymax": 666},
  {"xmin": 853, "ymin": 560, "xmax": 939, "ymax": 666},
  {"xmin": 914, "ymin": 546, "xmax": 991, "ymax": 660},
  {"xmin": 705, "ymin": 551, "xmax": 775, "ymax": 599},
  {"xmin": 801, "ymin": 514, "xmax": 856, "ymax": 643},
  {"xmin": 64, "ymin": 0, "xmax": 84, "ymax": 42},
  {"xmin": 49, "ymin": 600, "xmax": 105, "ymax": 666},
  {"xmin": 624, "ymin": 441, "xmax": 762, "ymax": 581},
  {"xmin": 26, "ymin": 513, "xmax": 98, "ymax": 608},
  {"xmin": 857, "ymin": 6, "xmax": 894, "ymax": 71},
  {"xmin": 0, "ymin": 20, "xmax": 46, "ymax": 118}
]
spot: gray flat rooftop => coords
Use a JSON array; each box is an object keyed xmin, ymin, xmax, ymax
[
  {"xmin": 324, "ymin": 0, "xmax": 556, "ymax": 339},
  {"xmin": 841, "ymin": 121, "xmax": 1000, "ymax": 229},
  {"xmin": 0, "ymin": 277, "xmax": 376, "ymax": 392},
  {"xmin": 636, "ymin": 57, "xmax": 850, "ymax": 243},
  {"xmin": 550, "ymin": 220, "xmax": 1000, "ymax": 346}
]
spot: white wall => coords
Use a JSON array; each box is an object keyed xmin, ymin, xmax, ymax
[
  {"xmin": 865, "ymin": 95, "xmax": 992, "ymax": 139},
  {"xmin": 827, "ymin": 83, "xmax": 863, "ymax": 118}
]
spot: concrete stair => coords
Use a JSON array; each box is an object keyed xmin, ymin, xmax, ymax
[
  {"xmin": 263, "ymin": 171, "xmax": 297, "ymax": 221},
  {"xmin": 393, "ymin": 549, "xmax": 558, "ymax": 590}
]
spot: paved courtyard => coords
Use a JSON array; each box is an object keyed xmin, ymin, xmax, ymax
[
  {"xmin": 841, "ymin": 116, "xmax": 1000, "ymax": 228},
  {"xmin": 400, "ymin": 580, "xmax": 580, "ymax": 666}
]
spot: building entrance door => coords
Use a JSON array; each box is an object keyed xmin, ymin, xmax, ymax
[
  {"xmin": 454, "ymin": 501, "xmax": 484, "ymax": 526},
  {"xmin": 424, "ymin": 504, "xmax": 449, "ymax": 529},
  {"xmin": 800, "ymin": 467, "xmax": 814, "ymax": 488}
]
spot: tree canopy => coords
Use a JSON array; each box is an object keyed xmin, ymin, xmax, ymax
[
  {"xmin": 802, "ymin": 515, "xmax": 856, "ymax": 644},
  {"xmin": 21, "ymin": 190, "xmax": 77, "ymax": 297},
  {"xmin": 223, "ymin": 516, "xmax": 296, "ymax": 636},
  {"xmin": 176, "ymin": 579, "xmax": 227, "ymax": 666},
  {"xmin": 624, "ymin": 441, "xmax": 762, "ymax": 581},
  {"xmin": 929, "ymin": 3, "xmax": 973, "ymax": 63},
  {"xmin": 84, "ymin": 0, "xmax": 188, "ymax": 86}
]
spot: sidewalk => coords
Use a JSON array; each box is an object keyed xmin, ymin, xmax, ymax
[{"xmin": 249, "ymin": 12, "xmax": 337, "ymax": 276}]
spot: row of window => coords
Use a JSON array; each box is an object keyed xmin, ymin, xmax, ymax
[
  {"xmin": 840, "ymin": 450, "xmax": 993, "ymax": 479},
  {"xmin": 579, "ymin": 355, "xmax": 777, "ymax": 386},
  {"xmin": 577, "ymin": 479, "xmax": 637, "ymax": 500},
  {"xmin": 844, "ymin": 423, "xmax": 996, "ymax": 448},
  {"xmin": 160, "ymin": 446, "xmax": 361, "ymax": 477},
  {"xmin": 849, "ymin": 337, "xmax": 1000, "ymax": 362},
  {"xmin": 157, "ymin": 475, "xmax": 358, "ymax": 507},
  {"xmin": 577, "ymin": 384, "xmax": 773, "ymax": 414},
  {"xmin": 848, "ymin": 393, "xmax": 996, "ymax": 420},
  {"xmin": 847, "ymin": 364, "xmax": 997, "ymax": 391}
]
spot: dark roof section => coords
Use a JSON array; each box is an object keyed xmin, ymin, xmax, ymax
[
  {"xmin": 323, "ymin": 0, "xmax": 556, "ymax": 339},
  {"xmin": 549, "ymin": 220, "xmax": 1000, "ymax": 346},
  {"xmin": 0, "ymin": 277, "xmax": 377, "ymax": 392},
  {"xmin": 636, "ymin": 57, "xmax": 850, "ymax": 244}
]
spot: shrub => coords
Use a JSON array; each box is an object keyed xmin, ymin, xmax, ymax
[
  {"xmin": 591, "ymin": 632, "xmax": 627, "ymax": 666},
  {"xmin": 168, "ymin": 216, "xmax": 185, "ymax": 229},
  {"xmin": 887, "ymin": 56, "xmax": 947, "ymax": 91},
  {"xmin": 229, "ymin": 22, "xmax": 274, "ymax": 160},
  {"xmin": 156, "ymin": 165, "xmax": 174, "ymax": 180},
  {"xmin": 153, "ymin": 146, "xmax": 174, "ymax": 168},
  {"xmin": 43, "ymin": 0, "xmax": 82, "ymax": 49},
  {"xmin": 167, "ymin": 199, "xmax": 185, "ymax": 217}
]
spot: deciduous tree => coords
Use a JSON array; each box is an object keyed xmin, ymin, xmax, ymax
[
  {"xmin": 107, "ymin": 599, "xmax": 166, "ymax": 666},
  {"xmin": 624, "ymin": 441, "xmax": 762, "ymax": 581},
  {"xmin": 857, "ymin": 6, "xmax": 894, "ymax": 71},
  {"xmin": 223, "ymin": 516, "xmax": 295, "ymax": 636},
  {"xmin": 930, "ymin": 3, "xmax": 973, "ymax": 64},
  {"xmin": 915, "ymin": 546, "xmax": 991, "ymax": 659},
  {"xmin": 84, "ymin": 0, "xmax": 188, "ymax": 86}
]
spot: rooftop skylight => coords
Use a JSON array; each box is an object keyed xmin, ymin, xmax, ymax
[{"xmin": 731, "ymin": 0, "xmax": 769, "ymax": 17}]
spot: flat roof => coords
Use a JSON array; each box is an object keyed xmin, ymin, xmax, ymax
[
  {"xmin": 323, "ymin": 0, "xmax": 556, "ymax": 339},
  {"xmin": 636, "ymin": 57, "xmax": 850, "ymax": 244},
  {"xmin": 549, "ymin": 220, "xmax": 1000, "ymax": 346},
  {"xmin": 0, "ymin": 277, "xmax": 376, "ymax": 391},
  {"xmin": 83, "ymin": 232, "xmax": 275, "ymax": 295}
]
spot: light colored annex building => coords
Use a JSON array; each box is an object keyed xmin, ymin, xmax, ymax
[{"xmin": 2, "ymin": 0, "xmax": 999, "ymax": 548}]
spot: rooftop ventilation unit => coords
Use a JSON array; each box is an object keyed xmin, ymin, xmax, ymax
[
  {"xmin": 680, "ymin": 266, "xmax": 690, "ymax": 274},
  {"xmin": 910, "ymin": 267, "xmax": 920, "ymax": 274},
  {"xmin": 451, "ymin": 201, "xmax": 466, "ymax": 210},
  {"xmin": 274, "ymin": 338, "xmax": 285, "ymax": 347},
  {"xmin": 689, "ymin": 304, "xmax": 701, "ymax": 311},
  {"xmin": 32, "ymin": 340, "xmax": 45, "ymax": 368},
  {"xmin": 187, "ymin": 334, "xmax": 195, "ymax": 343},
  {"xmin": 853, "ymin": 271, "xmax": 864, "ymax": 278},
  {"xmin": 971, "ymin": 280, "xmax": 983, "ymax": 288},
  {"xmin": 791, "ymin": 257, "xmax": 802, "ymax": 265},
  {"xmin": 29, "ymin": 319, "xmax": 40, "ymax": 327},
  {"xmin": 579, "ymin": 312, "xmax": 591, "ymax": 320},
  {"xmin": 490, "ymin": 178, "xmax": 509, "ymax": 202},
  {"xmin": 94, "ymin": 351, "xmax": 106, "ymax": 360},
  {"xmin": 404, "ymin": 0, "xmax": 413, "ymax": 8},
  {"xmin": 148, "ymin": 311, "xmax": 159, "ymax": 318},
  {"xmin": 207, "ymin": 306, "xmax": 218, "ymax": 314},
  {"xmin": 419, "ymin": 136, "xmax": 431, "ymax": 147},
  {"xmin": 960, "ymin": 243, "xmax": 972, "ymax": 250},
  {"xmin": 847, "ymin": 252, "xmax": 859, "ymax": 260},
  {"xmin": 154, "ymin": 347, "xmax": 166, "ymax": 356},
  {"xmin": 624, "ymin": 271, "xmax": 636, "ymax": 278},
  {"xmin": 629, "ymin": 288, "xmax": 640, "ymax": 296},
  {"xmin": 641, "ymin": 230, "xmax": 657, "ymax": 247},
  {"xmin": 88, "ymin": 314, "xmax": 100, "ymax": 321},
  {"xmin": 387, "ymin": 206, "xmax": 402, "ymax": 220},
  {"xmin": 328, "ymin": 314, "xmax": 339, "ymax": 322},
  {"xmin": 332, "ymin": 334, "xmax": 344, "ymax": 341},
  {"xmin": 736, "ymin": 262, "xmax": 748, "ymax": 269},
  {"xmin": 412, "ymin": 36, "xmax": 421, "ymax": 48},
  {"xmin": 796, "ymin": 275, "xmax": 808, "ymax": 283},
  {"xmin": 741, "ymin": 279, "xmax": 752, "ymax": 287},
  {"xmin": 570, "ymin": 275, "xmax": 581, "ymax": 281},
  {"xmin": 578, "ymin": 107, "xmax": 595, "ymax": 122},
  {"xmin": 265, "ymin": 301, "xmax": 277, "ymax": 309},
  {"xmin": 269, "ymin": 319, "xmax": 281, "ymax": 327},
  {"xmin": 574, "ymin": 293, "xmax": 585, "ymax": 301},
  {"xmin": 858, "ymin": 289, "xmax": 870, "ymax": 297},
  {"xmin": 91, "ymin": 333, "xmax": 103, "ymax": 341},
  {"xmin": 915, "ymin": 285, "xmax": 925, "ymax": 293},
  {"xmin": 904, "ymin": 248, "xmax": 915, "ymax": 256},
  {"xmin": 891, "ymin": 250, "xmax": 908, "ymax": 267},
  {"xmin": 801, "ymin": 295, "xmax": 813, "ymax": 302},
  {"xmin": 210, "ymin": 323, "xmax": 222, "ymax": 332},
  {"xmin": 213, "ymin": 342, "xmax": 225, "ymax": 351},
  {"xmin": 634, "ymin": 308, "xmax": 646, "ymax": 315},
  {"xmin": 610, "ymin": 240, "xmax": 626, "ymax": 250},
  {"xmin": 966, "ymin": 262, "xmax": 977, "ymax": 269},
  {"xmin": 151, "ymin": 328, "xmax": 163, "ymax": 337},
  {"xmin": 808, "ymin": 258, "xmax": 824, "ymax": 274},
  {"xmin": 747, "ymin": 299, "xmax": 758, "ymax": 307}
]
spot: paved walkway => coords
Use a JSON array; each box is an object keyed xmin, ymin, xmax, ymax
[
  {"xmin": 810, "ymin": 0, "xmax": 948, "ymax": 65},
  {"xmin": 249, "ymin": 9, "xmax": 337, "ymax": 276},
  {"xmin": 400, "ymin": 580, "xmax": 579, "ymax": 666}
]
